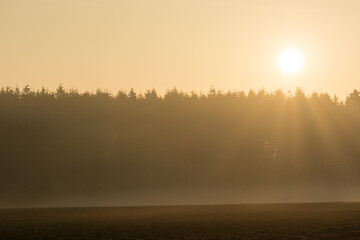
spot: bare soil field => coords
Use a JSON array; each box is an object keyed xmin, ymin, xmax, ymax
[{"xmin": 1, "ymin": 202, "xmax": 360, "ymax": 239}]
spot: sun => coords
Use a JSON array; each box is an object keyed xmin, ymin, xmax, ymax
[{"xmin": 278, "ymin": 49, "xmax": 304, "ymax": 74}]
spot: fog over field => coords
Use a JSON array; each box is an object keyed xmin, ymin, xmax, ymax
[
  {"xmin": 3, "ymin": 1, "xmax": 360, "ymax": 239},
  {"xmin": 1, "ymin": 86, "xmax": 360, "ymax": 208}
]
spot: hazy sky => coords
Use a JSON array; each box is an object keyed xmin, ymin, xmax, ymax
[{"xmin": 1, "ymin": 0, "xmax": 360, "ymax": 98}]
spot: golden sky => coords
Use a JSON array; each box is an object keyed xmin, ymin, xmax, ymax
[{"xmin": 1, "ymin": 0, "xmax": 360, "ymax": 98}]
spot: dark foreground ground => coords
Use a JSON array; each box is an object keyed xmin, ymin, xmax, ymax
[{"xmin": 1, "ymin": 202, "xmax": 360, "ymax": 240}]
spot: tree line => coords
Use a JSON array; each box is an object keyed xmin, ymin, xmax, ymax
[{"xmin": 1, "ymin": 85, "xmax": 360, "ymax": 206}]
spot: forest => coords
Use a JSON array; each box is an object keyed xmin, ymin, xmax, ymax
[{"xmin": 1, "ymin": 85, "xmax": 360, "ymax": 206}]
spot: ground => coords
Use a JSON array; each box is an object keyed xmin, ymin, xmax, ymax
[{"xmin": 1, "ymin": 202, "xmax": 360, "ymax": 239}]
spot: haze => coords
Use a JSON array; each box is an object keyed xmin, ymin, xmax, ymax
[{"xmin": 2, "ymin": 0, "xmax": 360, "ymax": 209}]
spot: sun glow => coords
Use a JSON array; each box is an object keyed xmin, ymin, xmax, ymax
[{"xmin": 279, "ymin": 49, "xmax": 304, "ymax": 74}]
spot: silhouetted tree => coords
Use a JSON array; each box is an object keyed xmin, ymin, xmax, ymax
[{"xmin": 1, "ymin": 85, "xmax": 360, "ymax": 206}]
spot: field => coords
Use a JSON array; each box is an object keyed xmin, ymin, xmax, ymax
[{"xmin": 1, "ymin": 202, "xmax": 360, "ymax": 239}]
